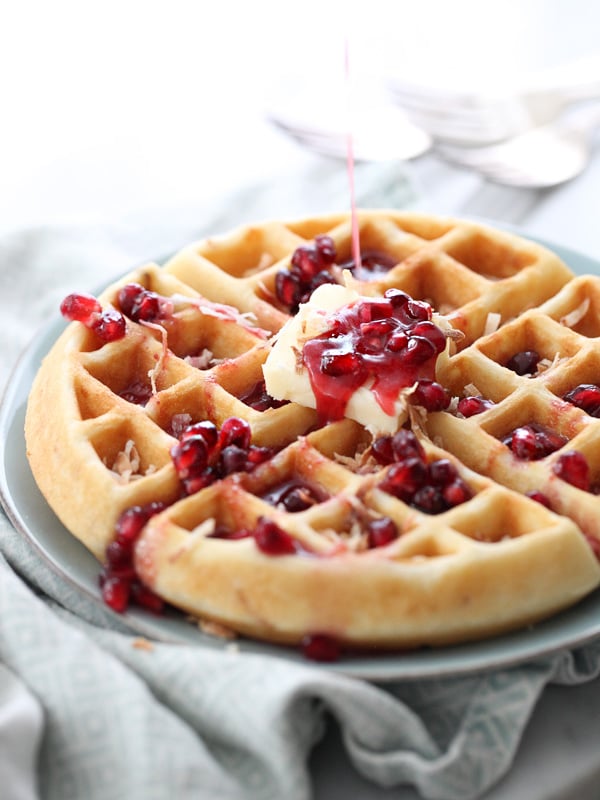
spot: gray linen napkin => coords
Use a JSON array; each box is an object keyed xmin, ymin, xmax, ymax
[{"xmin": 2, "ymin": 166, "xmax": 600, "ymax": 800}]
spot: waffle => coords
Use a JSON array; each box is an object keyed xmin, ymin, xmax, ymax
[{"xmin": 24, "ymin": 211, "xmax": 600, "ymax": 655}]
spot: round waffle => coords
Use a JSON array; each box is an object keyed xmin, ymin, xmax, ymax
[{"xmin": 25, "ymin": 211, "xmax": 600, "ymax": 655}]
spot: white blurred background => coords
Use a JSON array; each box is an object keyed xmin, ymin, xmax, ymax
[{"xmin": 0, "ymin": 0, "xmax": 599, "ymax": 236}]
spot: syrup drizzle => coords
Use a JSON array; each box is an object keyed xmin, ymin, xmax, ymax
[{"xmin": 344, "ymin": 38, "xmax": 361, "ymax": 272}]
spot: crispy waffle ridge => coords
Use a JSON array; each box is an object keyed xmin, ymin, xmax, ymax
[{"xmin": 25, "ymin": 211, "xmax": 600, "ymax": 651}]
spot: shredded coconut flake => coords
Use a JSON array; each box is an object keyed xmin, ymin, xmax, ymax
[
  {"xmin": 560, "ymin": 299, "xmax": 590, "ymax": 328},
  {"xmin": 535, "ymin": 352, "xmax": 563, "ymax": 375},
  {"xmin": 464, "ymin": 383, "xmax": 481, "ymax": 397},
  {"xmin": 110, "ymin": 439, "xmax": 144, "ymax": 484},
  {"xmin": 140, "ymin": 320, "xmax": 169, "ymax": 395},
  {"xmin": 198, "ymin": 618, "xmax": 238, "ymax": 640},
  {"xmin": 484, "ymin": 312, "xmax": 501, "ymax": 336},
  {"xmin": 132, "ymin": 637, "xmax": 154, "ymax": 651},
  {"xmin": 170, "ymin": 293, "xmax": 271, "ymax": 339},
  {"xmin": 184, "ymin": 348, "xmax": 218, "ymax": 369}
]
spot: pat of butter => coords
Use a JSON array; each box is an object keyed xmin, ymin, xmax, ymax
[{"xmin": 263, "ymin": 284, "xmax": 412, "ymax": 435}]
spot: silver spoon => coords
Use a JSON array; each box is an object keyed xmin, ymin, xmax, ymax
[{"xmin": 436, "ymin": 103, "xmax": 600, "ymax": 188}]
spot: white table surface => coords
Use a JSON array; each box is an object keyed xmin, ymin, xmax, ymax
[{"xmin": 3, "ymin": 3, "xmax": 600, "ymax": 798}]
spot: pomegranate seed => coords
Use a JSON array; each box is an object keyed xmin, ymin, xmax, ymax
[
  {"xmin": 386, "ymin": 330, "xmax": 409, "ymax": 353},
  {"xmin": 219, "ymin": 445, "xmax": 249, "ymax": 476},
  {"xmin": 411, "ymin": 380, "xmax": 450, "ymax": 412},
  {"xmin": 564, "ymin": 384, "xmax": 600, "ymax": 417},
  {"xmin": 410, "ymin": 321, "xmax": 447, "ymax": 354},
  {"xmin": 384, "ymin": 288, "xmax": 410, "ymax": 310},
  {"xmin": 457, "ymin": 396, "xmax": 494, "ymax": 417},
  {"xmin": 115, "ymin": 506, "xmax": 150, "ymax": 545},
  {"xmin": 239, "ymin": 380, "xmax": 287, "ymax": 411},
  {"xmin": 371, "ymin": 436, "xmax": 395, "ymax": 465},
  {"xmin": 60, "ymin": 292, "xmax": 102, "ymax": 324},
  {"xmin": 119, "ymin": 381, "xmax": 153, "ymax": 405},
  {"xmin": 314, "ymin": 234, "xmax": 337, "ymax": 262},
  {"xmin": 246, "ymin": 445, "xmax": 276, "ymax": 466},
  {"xmin": 358, "ymin": 299, "xmax": 394, "ymax": 323},
  {"xmin": 106, "ymin": 539, "xmax": 133, "ymax": 568},
  {"xmin": 526, "ymin": 490, "xmax": 552, "ymax": 508},
  {"xmin": 553, "ymin": 451, "xmax": 590, "ymax": 491},
  {"xmin": 170, "ymin": 435, "xmax": 209, "ymax": 479},
  {"xmin": 130, "ymin": 581, "xmax": 164, "ymax": 614},
  {"xmin": 367, "ymin": 516, "xmax": 399, "ymax": 548},
  {"xmin": 404, "ymin": 299, "xmax": 432, "ymax": 322},
  {"xmin": 118, "ymin": 283, "xmax": 145, "ymax": 316},
  {"xmin": 92, "ymin": 309, "xmax": 126, "ymax": 342},
  {"xmin": 381, "ymin": 458, "xmax": 428, "ymax": 500},
  {"xmin": 180, "ymin": 420, "xmax": 219, "ymax": 451},
  {"xmin": 183, "ymin": 472, "xmax": 214, "ymax": 495},
  {"xmin": 320, "ymin": 350, "xmax": 364, "ymax": 377},
  {"xmin": 428, "ymin": 458, "xmax": 458, "ymax": 486},
  {"xmin": 442, "ymin": 478, "xmax": 472, "ymax": 507},
  {"xmin": 505, "ymin": 350, "xmax": 540, "ymax": 376},
  {"xmin": 101, "ymin": 576, "xmax": 131, "ymax": 613},
  {"xmin": 391, "ymin": 430, "xmax": 426, "ymax": 462},
  {"xmin": 402, "ymin": 336, "xmax": 437, "ymax": 366},
  {"xmin": 509, "ymin": 426, "xmax": 544, "ymax": 460},
  {"xmin": 301, "ymin": 633, "xmax": 341, "ymax": 662},
  {"xmin": 413, "ymin": 485, "xmax": 446, "ymax": 514},
  {"xmin": 253, "ymin": 518, "xmax": 297, "ymax": 555},
  {"xmin": 219, "ymin": 417, "xmax": 252, "ymax": 450}
]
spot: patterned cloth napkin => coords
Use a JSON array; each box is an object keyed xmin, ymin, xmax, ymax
[{"xmin": 2, "ymin": 163, "xmax": 600, "ymax": 800}]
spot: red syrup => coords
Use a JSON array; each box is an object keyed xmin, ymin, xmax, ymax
[
  {"xmin": 339, "ymin": 250, "xmax": 398, "ymax": 280},
  {"xmin": 301, "ymin": 290, "xmax": 447, "ymax": 422}
]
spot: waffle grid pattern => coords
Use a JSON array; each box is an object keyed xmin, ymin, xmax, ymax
[{"xmin": 25, "ymin": 211, "xmax": 600, "ymax": 648}]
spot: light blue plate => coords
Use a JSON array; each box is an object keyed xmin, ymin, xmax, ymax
[{"xmin": 2, "ymin": 231, "xmax": 600, "ymax": 682}]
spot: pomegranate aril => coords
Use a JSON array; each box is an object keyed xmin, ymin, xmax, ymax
[
  {"xmin": 314, "ymin": 234, "xmax": 337, "ymax": 262},
  {"xmin": 60, "ymin": 292, "xmax": 101, "ymax": 324},
  {"xmin": 92, "ymin": 309, "xmax": 127, "ymax": 342},
  {"xmin": 391, "ymin": 429, "xmax": 426, "ymax": 462},
  {"xmin": 119, "ymin": 381, "xmax": 153, "ymax": 405},
  {"xmin": 301, "ymin": 633, "xmax": 341, "ymax": 662},
  {"xmin": 371, "ymin": 436, "xmax": 395, "ymax": 465},
  {"xmin": 115, "ymin": 506, "xmax": 151, "ymax": 545},
  {"xmin": 526, "ymin": 490, "xmax": 552, "ymax": 508},
  {"xmin": 428, "ymin": 458, "xmax": 458, "ymax": 486},
  {"xmin": 458, "ymin": 396, "xmax": 494, "ymax": 417},
  {"xmin": 320, "ymin": 350, "xmax": 364, "ymax": 377},
  {"xmin": 275, "ymin": 270, "xmax": 301, "ymax": 310},
  {"xmin": 564, "ymin": 384, "xmax": 600, "ymax": 417},
  {"xmin": 553, "ymin": 450, "xmax": 590, "ymax": 491},
  {"xmin": 106, "ymin": 539, "xmax": 133, "ymax": 568},
  {"xmin": 219, "ymin": 417, "xmax": 252, "ymax": 450},
  {"xmin": 118, "ymin": 283, "xmax": 145, "ymax": 316},
  {"xmin": 358, "ymin": 299, "xmax": 394, "ymax": 323},
  {"xmin": 413, "ymin": 485, "xmax": 446, "ymax": 514},
  {"xmin": 253, "ymin": 518, "xmax": 297, "ymax": 555},
  {"xmin": 367, "ymin": 516, "xmax": 399, "ymax": 548},
  {"xmin": 246, "ymin": 445, "xmax": 276, "ymax": 466},
  {"xmin": 239, "ymin": 380, "xmax": 287, "ymax": 412},
  {"xmin": 384, "ymin": 288, "xmax": 410, "ymax": 310},
  {"xmin": 171, "ymin": 435, "xmax": 209, "ymax": 479},
  {"xmin": 509, "ymin": 426, "xmax": 544, "ymax": 460},
  {"xmin": 180, "ymin": 420, "xmax": 219, "ymax": 451},
  {"xmin": 291, "ymin": 249, "xmax": 319, "ymax": 281},
  {"xmin": 386, "ymin": 330, "xmax": 409, "ymax": 353},
  {"xmin": 442, "ymin": 479, "xmax": 472, "ymax": 507},
  {"xmin": 130, "ymin": 581, "xmax": 164, "ymax": 614},
  {"xmin": 404, "ymin": 299, "xmax": 431, "ymax": 322},
  {"xmin": 410, "ymin": 321, "xmax": 447, "ymax": 354},
  {"xmin": 411, "ymin": 380, "xmax": 450, "ymax": 412},
  {"xmin": 506, "ymin": 350, "xmax": 540, "ymax": 376},
  {"xmin": 381, "ymin": 458, "xmax": 428, "ymax": 500},
  {"xmin": 402, "ymin": 336, "xmax": 437, "ymax": 366},
  {"xmin": 183, "ymin": 471, "xmax": 214, "ymax": 495},
  {"xmin": 101, "ymin": 575, "xmax": 131, "ymax": 613},
  {"xmin": 219, "ymin": 445, "xmax": 249, "ymax": 476}
]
